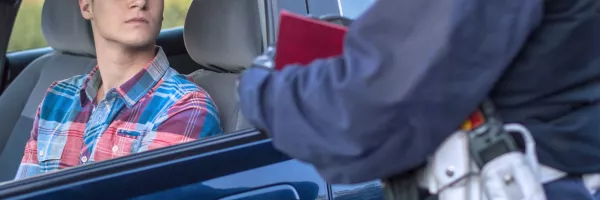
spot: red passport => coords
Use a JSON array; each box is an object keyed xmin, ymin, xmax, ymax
[{"xmin": 274, "ymin": 10, "xmax": 348, "ymax": 70}]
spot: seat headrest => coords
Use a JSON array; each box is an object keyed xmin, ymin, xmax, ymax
[
  {"xmin": 184, "ymin": 0, "xmax": 263, "ymax": 72},
  {"xmin": 41, "ymin": 0, "xmax": 95, "ymax": 56}
]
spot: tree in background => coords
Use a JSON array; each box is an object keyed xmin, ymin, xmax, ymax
[{"xmin": 8, "ymin": 0, "xmax": 193, "ymax": 52}]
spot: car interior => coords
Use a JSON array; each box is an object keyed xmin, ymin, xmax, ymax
[
  {"xmin": 0, "ymin": 0, "xmax": 386, "ymax": 199},
  {"xmin": 0, "ymin": 0, "xmax": 264, "ymax": 182}
]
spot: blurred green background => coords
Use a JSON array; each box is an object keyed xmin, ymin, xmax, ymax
[{"xmin": 7, "ymin": 0, "xmax": 193, "ymax": 52}]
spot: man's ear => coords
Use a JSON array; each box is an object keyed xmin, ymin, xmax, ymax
[{"xmin": 79, "ymin": 0, "xmax": 93, "ymax": 20}]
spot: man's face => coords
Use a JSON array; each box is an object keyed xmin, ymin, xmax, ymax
[{"xmin": 79, "ymin": 0, "xmax": 164, "ymax": 49}]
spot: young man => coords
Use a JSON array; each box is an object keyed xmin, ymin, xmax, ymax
[{"xmin": 15, "ymin": 0, "xmax": 222, "ymax": 179}]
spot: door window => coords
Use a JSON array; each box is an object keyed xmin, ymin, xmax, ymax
[
  {"xmin": 338, "ymin": 0, "xmax": 375, "ymax": 19},
  {"xmin": 8, "ymin": 0, "xmax": 194, "ymax": 52}
]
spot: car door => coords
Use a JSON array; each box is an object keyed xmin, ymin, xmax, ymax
[
  {"xmin": 0, "ymin": 1, "xmax": 330, "ymax": 199},
  {"xmin": 0, "ymin": 129, "xmax": 329, "ymax": 200}
]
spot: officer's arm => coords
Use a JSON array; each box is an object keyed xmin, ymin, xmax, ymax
[{"xmin": 238, "ymin": 0, "xmax": 543, "ymax": 184}]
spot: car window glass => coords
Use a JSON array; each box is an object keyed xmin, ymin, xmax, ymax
[
  {"xmin": 7, "ymin": 0, "xmax": 193, "ymax": 53},
  {"xmin": 338, "ymin": 0, "xmax": 375, "ymax": 19},
  {"xmin": 162, "ymin": 0, "xmax": 193, "ymax": 29},
  {"xmin": 7, "ymin": 0, "xmax": 45, "ymax": 52}
]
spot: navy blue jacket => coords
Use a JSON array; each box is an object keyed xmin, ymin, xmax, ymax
[{"xmin": 238, "ymin": 0, "xmax": 600, "ymax": 184}]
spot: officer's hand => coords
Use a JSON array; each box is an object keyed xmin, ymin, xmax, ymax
[{"xmin": 251, "ymin": 45, "xmax": 276, "ymax": 69}]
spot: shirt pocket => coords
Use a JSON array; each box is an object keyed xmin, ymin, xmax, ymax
[
  {"xmin": 111, "ymin": 128, "xmax": 143, "ymax": 158},
  {"xmin": 37, "ymin": 131, "xmax": 68, "ymax": 173}
]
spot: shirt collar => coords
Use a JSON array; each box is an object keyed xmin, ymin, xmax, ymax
[{"xmin": 81, "ymin": 46, "xmax": 170, "ymax": 108}]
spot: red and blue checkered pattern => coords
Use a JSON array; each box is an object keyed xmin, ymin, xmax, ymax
[{"xmin": 16, "ymin": 47, "xmax": 222, "ymax": 180}]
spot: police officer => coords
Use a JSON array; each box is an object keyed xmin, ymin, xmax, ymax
[{"xmin": 237, "ymin": 0, "xmax": 600, "ymax": 199}]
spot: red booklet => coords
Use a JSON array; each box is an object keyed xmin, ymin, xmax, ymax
[{"xmin": 274, "ymin": 10, "xmax": 348, "ymax": 70}]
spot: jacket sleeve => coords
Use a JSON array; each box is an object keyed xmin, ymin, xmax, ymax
[{"xmin": 238, "ymin": 0, "xmax": 543, "ymax": 184}]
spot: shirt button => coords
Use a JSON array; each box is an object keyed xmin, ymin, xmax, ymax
[
  {"xmin": 112, "ymin": 146, "xmax": 119, "ymax": 152},
  {"xmin": 39, "ymin": 151, "xmax": 44, "ymax": 156},
  {"xmin": 81, "ymin": 156, "xmax": 88, "ymax": 163}
]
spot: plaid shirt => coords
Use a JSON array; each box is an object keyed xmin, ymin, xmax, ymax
[{"xmin": 15, "ymin": 47, "xmax": 222, "ymax": 180}]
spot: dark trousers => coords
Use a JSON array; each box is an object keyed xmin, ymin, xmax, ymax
[{"xmin": 544, "ymin": 176, "xmax": 599, "ymax": 200}]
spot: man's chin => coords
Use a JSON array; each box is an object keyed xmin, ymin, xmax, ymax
[{"xmin": 121, "ymin": 40, "xmax": 156, "ymax": 51}]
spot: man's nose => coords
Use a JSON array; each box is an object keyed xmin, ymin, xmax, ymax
[{"xmin": 129, "ymin": 0, "xmax": 147, "ymax": 10}]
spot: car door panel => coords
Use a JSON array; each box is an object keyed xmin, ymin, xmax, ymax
[
  {"xmin": 218, "ymin": 184, "xmax": 301, "ymax": 200},
  {"xmin": 331, "ymin": 181, "xmax": 384, "ymax": 200},
  {"xmin": 136, "ymin": 160, "xmax": 327, "ymax": 200},
  {"xmin": 203, "ymin": 160, "xmax": 327, "ymax": 199},
  {"xmin": 0, "ymin": 129, "xmax": 329, "ymax": 200}
]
